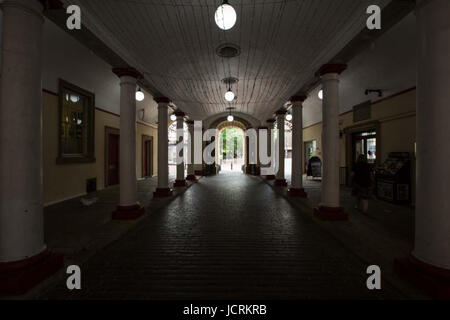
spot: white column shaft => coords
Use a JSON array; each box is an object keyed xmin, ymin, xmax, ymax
[
  {"xmin": 187, "ymin": 123, "xmax": 195, "ymax": 175},
  {"xmin": 157, "ymin": 104, "xmax": 169, "ymax": 188},
  {"xmin": 176, "ymin": 116, "xmax": 185, "ymax": 181},
  {"xmin": 414, "ymin": 0, "xmax": 450, "ymax": 269},
  {"xmin": 291, "ymin": 103, "xmax": 304, "ymax": 189},
  {"xmin": 276, "ymin": 114, "xmax": 285, "ymax": 180},
  {"xmin": 0, "ymin": 0, "xmax": 46, "ymax": 262},
  {"xmin": 321, "ymin": 73, "xmax": 341, "ymax": 207},
  {"xmin": 119, "ymin": 76, "xmax": 138, "ymax": 206}
]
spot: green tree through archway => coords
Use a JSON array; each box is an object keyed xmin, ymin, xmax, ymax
[{"xmin": 219, "ymin": 127, "xmax": 244, "ymax": 172}]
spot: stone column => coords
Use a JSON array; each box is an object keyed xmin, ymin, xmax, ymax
[
  {"xmin": 154, "ymin": 98, "xmax": 173, "ymax": 197},
  {"xmin": 394, "ymin": 0, "xmax": 450, "ymax": 299},
  {"xmin": 0, "ymin": 0, "xmax": 63, "ymax": 295},
  {"xmin": 265, "ymin": 119, "xmax": 276, "ymax": 180},
  {"xmin": 111, "ymin": 68, "xmax": 145, "ymax": 220},
  {"xmin": 288, "ymin": 95, "xmax": 307, "ymax": 198},
  {"xmin": 275, "ymin": 110, "xmax": 287, "ymax": 186},
  {"xmin": 186, "ymin": 120, "xmax": 197, "ymax": 181},
  {"xmin": 314, "ymin": 64, "xmax": 348, "ymax": 221},
  {"xmin": 174, "ymin": 112, "xmax": 187, "ymax": 187}
]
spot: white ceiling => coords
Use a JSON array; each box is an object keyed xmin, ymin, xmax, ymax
[{"xmin": 61, "ymin": 0, "xmax": 393, "ymax": 124}]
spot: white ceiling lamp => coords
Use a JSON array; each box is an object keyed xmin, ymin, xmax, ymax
[
  {"xmin": 227, "ymin": 107, "xmax": 234, "ymax": 122},
  {"xmin": 286, "ymin": 113, "xmax": 293, "ymax": 121},
  {"xmin": 136, "ymin": 87, "xmax": 145, "ymax": 102},
  {"xmin": 215, "ymin": 0, "xmax": 237, "ymax": 31},
  {"xmin": 318, "ymin": 89, "xmax": 323, "ymax": 100},
  {"xmin": 170, "ymin": 114, "xmax": 177, "ymax": 121},
  {"xmin": 225, "ymin": 89, "xmax": 235, "ymax": 102},
  {"xmin": 224, "ymin": 81, "xmax": 236, "ymax": 102}
]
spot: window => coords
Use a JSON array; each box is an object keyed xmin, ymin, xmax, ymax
[{"xmin": 57, "ymin": 80, "xmax": 95, "ymax": 163}]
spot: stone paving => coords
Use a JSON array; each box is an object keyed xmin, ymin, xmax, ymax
[
  {"xmin": 268, "ymin": 174, "xmax": 423, "ymax": 298},
  {"xmin": 38, "ymin": 173, "xmax": 406, "ymax": 300}
]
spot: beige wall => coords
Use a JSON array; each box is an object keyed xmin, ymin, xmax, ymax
[
  {"xmin": 42, "ymin": 91, "xmax": 158, "ymax": 205},
  {"xmin": 301, "ymin": 89, "xmax": 416, "ymax": 169}
]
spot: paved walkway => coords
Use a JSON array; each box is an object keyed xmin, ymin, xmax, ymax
[{"xmin": 39, "ymin": 173, "xmax": 404, "ymax": 300}]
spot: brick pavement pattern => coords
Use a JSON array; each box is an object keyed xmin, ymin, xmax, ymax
[{"xmin": 40, "ymin": 173, "xmax": 404, "ymax": 299}]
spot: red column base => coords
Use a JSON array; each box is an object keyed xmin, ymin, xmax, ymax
[
  {"xmin": 275, "ymin": 179, "xmax": 288, "ymax": 186},
  {"xmin": 288, "ymin": 187, "xmax": 308, "ymax": 198},
  {"xmin": 186, "ymin": 175, "xmax": 197, "ymax": 181},
  {"xmin": 0, "ymin": 249, "xmax": 64, "ymax": 295},
  {"xmin": 314, "ymin": 206, "xmax": 348, "ymax": 221},
  {"xmin": 153, "ymin": 187, "xmax": 173, "ymax": 198},
  {"xmin": 394, "ymin": 254, "xmax": 450, "ymax": 299},
  {"xmin": 174, "ymin": 179, "xmax": 187, "ymax": 187},
  {"xmin": 112, "ymin": 204, "xmax": 145, "ymax": 220},
  {"xmin": 265, "ymin": 175, "xmax": 276, "ymax": 180}
]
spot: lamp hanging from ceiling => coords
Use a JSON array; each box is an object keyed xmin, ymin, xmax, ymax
[
  {"xmin": 318, "ymin": 89, "xmax": 323, "ymax": 100},
  {"xmin": 215, "ymin": 0, "xmax": 237, "ymax": 31},
  {"xmin": 136, "ymin": 87, "xmax": 145, "ymax": 101},
  {"xmin": 227, "ymin": 107, "xmax": 234, "ymax": 122},
  {"xmin": 286, "ymin": 113, "xmax": 293, "ymax": 121}
]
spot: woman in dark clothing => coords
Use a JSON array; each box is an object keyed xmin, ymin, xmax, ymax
[{"xmin": 352, "ymin": 154, "xmax": 373, "ymax": 213}]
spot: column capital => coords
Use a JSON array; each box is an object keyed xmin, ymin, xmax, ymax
[
  {"xmin": 258, "ymin": 126, "xmax": 268, "ymax": 130},
  {"xmin": 112, "ymin": 67, "xmax": 143, "ymax": 79},
  {"xmin": 316, "ymin": 64, "xmax": 347, "ymax": 77},
  {"xmin": 275, "ymin": 109, "xmax": 287, "ymax": 116},
  {"xmin": 290, "ymin": 95, "xmax": 307, "ymax": 103},
  {"xmin": 154, "ymin": 97, "xmax": 171, "ymax": 104},
  {"xmin": 266, "ymin": 119, "xmax": 276, "ymax": 124}
]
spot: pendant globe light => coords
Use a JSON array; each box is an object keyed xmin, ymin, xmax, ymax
[
  {"xmin": 224, "ymin": 81, "xmax": 236, "ymax": 102},
  {"xmin": 215, "ymin": 0, "xmax": 237, "ymax": 31},
  {"xmin": 318, "ymin": 89, "xmax": 323, "ymax": 100},
  {"xmin": 136, "ymin": 87, "xmax": 145, "ymax": 101},
  {"xmin": 286, "ymin": 113, "xmax": 293, "ymax": 121},
  {"xmin": 227, "ymin": 107, "xmax": 234, "ymax": 122},
  {"xmin": 225, "ymin": 88, "xmax": 235, "ymax": 102},
  {"xmin": 170, "ymin": 114, "xmax": 177, "ymax": 121}
]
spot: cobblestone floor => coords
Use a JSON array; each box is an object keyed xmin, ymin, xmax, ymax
[{"xmin": 39, "ymin": 173, "xmax": 405, "ymax": 300}]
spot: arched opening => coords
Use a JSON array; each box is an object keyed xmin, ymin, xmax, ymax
[{"xmin": 216, "ymin": 120, "xmax": 247, "ymax": 175}]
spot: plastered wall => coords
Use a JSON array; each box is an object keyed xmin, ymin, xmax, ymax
[{"xmin": 42, "ymin": 91, "xmax": 158, "ymax": 205}]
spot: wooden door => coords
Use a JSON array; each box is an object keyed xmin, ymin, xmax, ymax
[
  {"xmin": 108, "ymin": 133, "xmax": 119, "ymax": 186},
  {"xmin": 143, "ymin": 139, "xmax": 153, "ymax": 177}
]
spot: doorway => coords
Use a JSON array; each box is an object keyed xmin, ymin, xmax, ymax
[
  {"xmin": 142, "ymin": 135, "xmax": 153, "ymax": 178},
  {"xmin": 353, "ymin": 131, "xmax": 377, "ymax": 167},
  {"xmin": 105, "ymin": 127, "xmax": 120, "ymax": 187},
  {"xmin": 219, "ymin": 127, "xmax": 245, "ymax": 173}
]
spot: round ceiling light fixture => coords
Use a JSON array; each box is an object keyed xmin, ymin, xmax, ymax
[
  {"xmin": 225, "ymin": 90, "xmax": 235, "ymax": 102},
  {"xmin": 215, "ymin": 0, "xmax": 237, "ymax": 31},
  {"xmin": 216, "ymin": 43, "xmax": 241, "ymax": 58},
  {"xmin": 286, "ymin": 113, "xmax": 293, "ymax": 121},
  {"xmin": 222, "ymin": 76, "xmax": 238, "ymax": 103},
  {"xmin": 136, "ymin": 88, "xmax": 145, "ymax": 102},
  {"xmin": 318, "ymin": 89, "xmax": 323, "ymax": 100},
  {"xmin": 226, "ymin": 107, "xmax": 235, "ymax": 122},
  {"xmin": 170, "ymin": 114, "xmax": 177, "ymax": 121}
]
